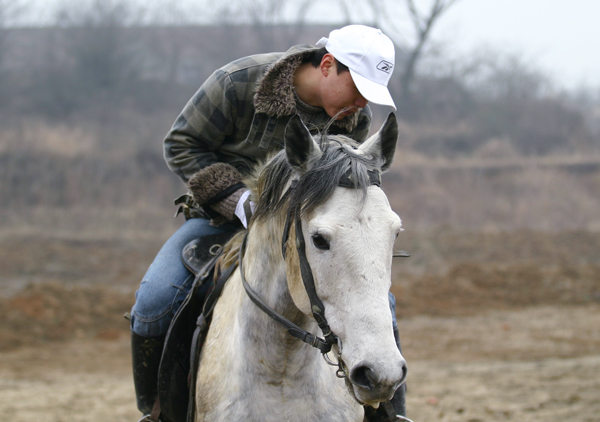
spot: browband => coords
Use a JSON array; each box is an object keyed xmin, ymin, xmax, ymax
[{"xmin": 338, "ymin": 169, "xmax": 381, "ymax": 188}]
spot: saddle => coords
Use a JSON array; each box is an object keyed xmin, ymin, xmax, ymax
[{"xmin": 154, "ymin": 231, "xmax": 237, "ymax": 422}]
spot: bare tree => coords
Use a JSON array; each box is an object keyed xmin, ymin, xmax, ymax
[
  {"xmin": 334, "ymin": 0, "xmax": 460, "ymax": 105},
  {"xmin": 200, "ymin": 0, "xmax": 318, "ymax": 51},
  {"xmin": 53, "ymin": 0, "xmax": 145, "ymax": 97},
  {"xmin": 399, "ymin": 0, "xmax": 460, "ymax": 99},
  {"xmin": 0, "ymin": 0, "xmax": 27, "ymax": 115},
  {"xmin": 0, "ymin": 0, "xmax": 26, "ymax": 71},
  {"xmin": 207, "ymin": 0, "xmax": 316, "ymax": 27}
]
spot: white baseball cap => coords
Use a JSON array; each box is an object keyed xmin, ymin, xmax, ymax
[{"xmin": 316, "ymin": 25, "xmax": 396, "ymax": 110}]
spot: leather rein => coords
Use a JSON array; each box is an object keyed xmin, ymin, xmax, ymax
[{"xmin": 239, "ymin": 169, "xmax": 382, "ymax": 368}]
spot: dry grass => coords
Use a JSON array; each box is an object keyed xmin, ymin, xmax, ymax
[
  {"xmin": 2, "ymin": 118, "xmax": 600, "ymax": 235},
  {"xmin": 384, "ymin": 157, "xmax": 600, "ymax": 232}
]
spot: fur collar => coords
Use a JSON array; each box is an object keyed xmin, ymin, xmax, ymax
[{"xmin": 253, "ymin": 49, "xmax": 360, "ymax": 133}]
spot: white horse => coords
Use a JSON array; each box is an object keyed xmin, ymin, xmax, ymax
[{"xmin": 194, "ymin": 114, "xmax": 406, "ymax": 422}]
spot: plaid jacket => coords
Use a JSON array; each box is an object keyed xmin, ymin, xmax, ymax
[{"xmin": 164, "ymin": 44, "xmax": 372, "ymax": 185}]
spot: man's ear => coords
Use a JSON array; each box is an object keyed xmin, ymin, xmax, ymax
[{"xmin": 320, "ymin": 53, "xmax": 335, "ymax": 77}]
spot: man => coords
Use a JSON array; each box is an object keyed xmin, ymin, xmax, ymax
[{"xmin": 130, "ymin": 24, "xmax": 406, "ymax": 420}]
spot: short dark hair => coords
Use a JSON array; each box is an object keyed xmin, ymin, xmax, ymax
[{"xmin": 308, "ymin": 47, "xmax": 349, "ymax": 74}]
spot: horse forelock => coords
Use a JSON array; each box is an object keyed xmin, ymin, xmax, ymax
[
  {"xmin": 293, "ymin": 135, "xmax": 374, "ymax": 218},
  {"xmin": 252, "ymin": 134, "xmax": 377, "ymax": 224}
]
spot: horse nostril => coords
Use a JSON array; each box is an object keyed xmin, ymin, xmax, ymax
[
  {"xmin": 350, "ymin": 365, "xmax": 376, "ymax": 390},
  {"xmin": 398, "ymin": 363, "xmax": 408, "ymax": 386}
]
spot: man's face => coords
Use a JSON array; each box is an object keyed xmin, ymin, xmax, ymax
[{"xmin": 320, "ymin": 58, "xmax": 368, "ymax": 119}]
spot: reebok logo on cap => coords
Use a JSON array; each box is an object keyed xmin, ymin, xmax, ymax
[{"xmin": 377, "ymin": 61, "xmax": 394, "ymax": 74}]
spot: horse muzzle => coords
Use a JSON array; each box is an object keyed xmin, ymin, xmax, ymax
[{"xmin": 347, "ymin": 358, "xmax": 407, "ymax": 406}]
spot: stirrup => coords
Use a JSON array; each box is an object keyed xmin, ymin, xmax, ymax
[
  {"xmin": 137, "ymin": 415, "xmax": 159, "ymax": 422},
  {"xmin": 394, "ymin": 416, "xmax": 415, "ymax": 422}
]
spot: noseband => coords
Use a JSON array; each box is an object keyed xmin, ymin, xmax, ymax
[{"xmin": 239, "ymin": 169, "xmax": 381, "ymax": 366}]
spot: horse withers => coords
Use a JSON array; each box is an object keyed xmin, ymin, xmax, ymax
[{"xmin": 194, "ymin": 114, "xmax": 406, "ymax": 422}]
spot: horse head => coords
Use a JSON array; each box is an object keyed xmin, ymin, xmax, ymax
[{"xmin": 281, "ymin": 113, "xmax": 407, "ymax": 407}]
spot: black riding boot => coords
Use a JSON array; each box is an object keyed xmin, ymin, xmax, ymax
[
  {"xmin": 131, "ymin": 331, "xmax": 165, "ymax": 415},
  {"xmin": 364, "ymin": 324, "xmax": 408, "ymax": 421}
]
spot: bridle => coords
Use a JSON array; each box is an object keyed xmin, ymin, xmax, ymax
[
  {"xmin": 238, "ymin": 168, "xmax": 415, "ymax": 422},
  {"xmin": 239, "ymin": 169, "xmax": 382, "ymax": 376}
]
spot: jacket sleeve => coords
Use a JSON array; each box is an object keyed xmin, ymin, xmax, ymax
[{"xmin": 164, "ymin": 68, "xmax": 239, "ymax": 184}]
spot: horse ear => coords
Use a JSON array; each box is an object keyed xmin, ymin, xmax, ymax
[
  {"xmin": 358, "ymin": 113, "xmax": 398, "ymax": 172},
  {"xmin": 284, "ymin": 114, "xmax": 322, "ymax": 174}
]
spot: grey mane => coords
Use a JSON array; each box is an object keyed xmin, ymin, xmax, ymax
[{"xmin": 252, "ymin": 133, "xmax": 375, "ymax": 222}]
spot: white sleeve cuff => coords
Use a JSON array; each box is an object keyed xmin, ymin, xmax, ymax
[{"xmin": 235, "ymin": 189, "xmax": 255, "ymax": 228}]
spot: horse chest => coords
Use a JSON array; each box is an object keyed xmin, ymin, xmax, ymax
[
  {"xmin": 195, "ymin": 353, "xmax": 362, "ymax": 422},
  {"xmin": 196, "ymin": 384, "xmax": 363, "ymax": 422}
]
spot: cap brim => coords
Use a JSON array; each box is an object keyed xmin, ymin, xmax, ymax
[{"xmin": 350, "ymin": 69, "xmax": 396, "ymax": 111}]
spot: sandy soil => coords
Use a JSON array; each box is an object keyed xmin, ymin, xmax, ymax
[
  {"xmin": 1, "ymin": 233, "xmax": 599, "ymax": 421},
  {"xmin": 1, "ymin": 305, "xmax": 599, "ymax": 422}
]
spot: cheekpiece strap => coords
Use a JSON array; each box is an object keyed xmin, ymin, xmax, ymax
[{"xmin": 239, "ymin": 233, "xmax": 333, "ymax": 354}]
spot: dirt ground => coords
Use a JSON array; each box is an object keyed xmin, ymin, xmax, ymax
[
  {"xmin": 1, "ymin": 306, "xmax": 599, "ymax": 422},
  {"xmin": 1, "ymin": 232, "xmax": 599, "ymax": 421}
]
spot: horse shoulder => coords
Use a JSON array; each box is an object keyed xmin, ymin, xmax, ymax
[{"xmin": 195, "ymin": 271, "xmax": 245, "ymax": 419}]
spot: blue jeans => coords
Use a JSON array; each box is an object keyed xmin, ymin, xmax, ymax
[
  {"xmin": 131, "ymin": 217, "xmax": 400, "ymax": 339},
  {"xmin": 131, "ymin": 218, "xmax": 238, "ymax": 337}
]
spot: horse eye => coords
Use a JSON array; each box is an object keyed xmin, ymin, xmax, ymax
[{"xmin": 312, "ymin": 234, "xmax": 330, "ymax": 250}]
